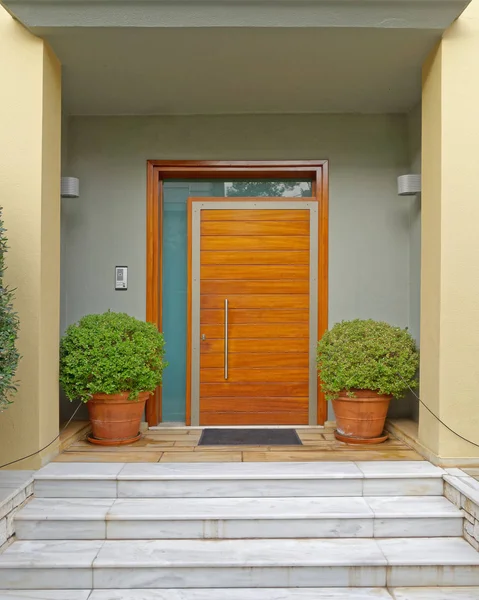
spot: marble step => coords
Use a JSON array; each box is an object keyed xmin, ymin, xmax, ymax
[
  {"xmin": 1, "ymin": 591, "xmax": 479, "ymax": 600},
  {"xmin": 1, "ymin": 538, "xmax": 479, "ymax": 589},
  {"xmin": 14, "ymin": 496, "xmax": 463, "ymax": 540},
  {"xmin": 33, "ymin": 461, "xmax": 446, "ymax": 498}
]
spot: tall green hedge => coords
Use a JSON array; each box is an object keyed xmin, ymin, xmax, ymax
[{"xmin": 0, "ymin": 209, "xmax": 20, "ymax": 411}]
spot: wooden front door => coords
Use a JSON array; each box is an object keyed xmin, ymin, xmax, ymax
[{"xmin": 188, "ymin": 198, "xmax": 318, "ymax": 426}]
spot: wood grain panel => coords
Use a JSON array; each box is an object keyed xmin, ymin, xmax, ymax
[
  {"xmin": 201, "ymin": 280, "xmax": 309, "ymax": 295},
  {"xmin": 201, "ymin": 220, "xmax": 309, "ymax": 236},
  {"xmin": 201, "ymin": 368, "xmax": 308, "ymax": 383},
  {"xmin": 198, "ymin": 205, "xmax": 312, "ymax": 426},
  {"xmin": 317, "ymin": 164, "xmax": 329, "ymax": 426},
  {"xmin": 201, "ymin": 338, "xmax": 309, "ymax": 353},
  {"xmin": 200, "ymin": 352, "xmax": 309, "ymax": 368},
  {"xmin": 200, "ymin": 294, "xmax": 309, "ymax": 309},
  {"xmin": 201, "ymin": 236, "xmax": 310, "ymax": 251},
  {"xmin": 201, "ymin": 209, "xmax": 309, "ymax": 221},
  {"xmin": 200, "ymin": 382, "xmax": 309, "ymax": 397},
  {"xmin": 145, "ymin": 163, "xmax": 161, "ymax": 426},
  {"xmin": 201, "ymin": 323, "xmax": 309, "ymax": 339},
  {"xmin": 200, "ymin": 265, "xmax": 309, "ymax": 281},
  {"xmin": 201, "ymin": 250, "xmax": 310, "ymax": 265},
  {"xmin": 201, "ymin": 397, "xmax": 309, "ymax": 412},
  {"xmin": 201, "ymin": 308, "xmax": 309, "ymax": 324},
  {"xmin": 200, "ymin": 411, "xmax": 309, "ymax": 426}
]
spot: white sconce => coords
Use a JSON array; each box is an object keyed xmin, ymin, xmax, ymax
[
  {"xmin": 398, "ymin": 174, "xmax": 421, "ymax": 196},
  {"xmin": 61, "ymin": 177, "xmax": 80, "ymax": 198}
]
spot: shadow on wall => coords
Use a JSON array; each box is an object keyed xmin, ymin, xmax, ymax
[
  {"xmin": 388, "ymin": 391, "xmax": 419, "ymax": 421},
  {"xmin": 60, "ymin": 388, "xmax": 421, "ymax": 425},
  {"xmin": 60, "ymin": 387, "xmax": 88, "ymax": 423}
]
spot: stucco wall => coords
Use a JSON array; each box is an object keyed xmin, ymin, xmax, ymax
[
  {"xmin": 0, "ymin": 5, "xmax": 61, "ymax": 467},
  {"xmin": 63, "ymin": 113, "xmax": 413, "ymax": 421},
  {"xmin": 420, "ymin": 0, "xmax": 479, "ymax": 458}
]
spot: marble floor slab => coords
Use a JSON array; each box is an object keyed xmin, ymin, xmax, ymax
[
  {"xmin": 391, "ymin": 588, "xmax": 479, "ymax": 599},
  {"xmin": 386, "ymin": 566, "xmax": 479, "ymax": 588},
  {"xmin": 106, "ymin": 516, "xmax": 374, "ymax": 540},
  {"xmin": 373, "ymin": 516, "xmax": 463, "ymax": 538},
  {"xmin": 88, "ymin": 589, "xmax": 394, "ymax": 599},
  {"xmin": 16, "ymin": 518, "xmax": 107, "ymax": 541},
  {"xmin": 107, "ymin": 495, "xmax": 374, "ymax": 519},
  {"xmin": 366, "ymin": 496, "xmax": 462, "ymax": 517},
  {"xmin": 0, "ymin": 593, "xmax": 90, "ymax": 600},
  {"xmin": 35, "ymin": 463, "xmax": 125, "ymax": 479},
  {"xmin": 464, "ymin": 468, "xmax": 479, "ymax": 483},
  {"xmin": 0, "ymin": 541, "xmax": 103, "ymax": 590},
  {"xmin": 117, "ymin": 478, "xmax": 364, "ymax": 498},
  {"xmin": 93, "ymin": 538, "xmax": 388, "ymax": 568},
  {"xmin": 14, "ymin": 498, "xmax": 114, "ymax": 540},
  {"xmin": 34, "ymin": 479, "xmax": 118, "ymax": 498},
  {"xmin": 0, "ymin": 487, "xmax": 19, "ymax": 504},
  {"xmin": 0, "ymin": 568, "xmax": 93, "ymax": 591},
  {"xmin": 0, "ymin": 540, "xmax": 104, "ymax": 568},
  {"xmin": 362, "ymin": 478, "xmax": 444, "ymax": 497},
  {"xmin": 0, "ymin": 472, "xmax": 34, "ymax": 488},
  {"xmin": 368, "ymin": 495, "xmax": 463, "ymax": 538},
  {"xmin": 356, "ymin": 462, "xmax": 445, "ymax": 478},
  {"xmin": 378, "ymin": 537, "xmax": 479, "ymax": 566},
  {"xmin": 16, "ymin": 498, "xmax": 115, "ymax": 520},
  {"xmin": 16, "ymin": 495, "xmax": 461, "ymax": 521},
  {"xmin": 92, "ymin": 565, "xmax": 387, "ymax": 589},
  {"xmin": 117, "ymin": 461, "xmax": 364, "ymax": 479}
]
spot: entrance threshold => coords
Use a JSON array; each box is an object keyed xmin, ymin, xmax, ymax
[{"xmin": 57, "ymin": 425, "xmax": 422, "ymax": 463}]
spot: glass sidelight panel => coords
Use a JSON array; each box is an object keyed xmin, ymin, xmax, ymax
[{"xmin": 160, "ymin": 178, "xmax": 313, "ymax": 423}]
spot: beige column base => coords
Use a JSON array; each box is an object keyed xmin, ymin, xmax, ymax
[{"xmin": 386, "ymin": 419, "xmax": 479, "ymax": 468}]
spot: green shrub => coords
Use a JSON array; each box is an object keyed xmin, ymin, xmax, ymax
[
  {"xmin": 0, "ymin": 210, "xmax": 20, "ymax": 411},
  {"xmin": 317, "ymin": 319, "xmax": 419, "ymax": 401},
  {"xmin": 60, "ymin": 311, "xmax": 167, "ymax": 403}
]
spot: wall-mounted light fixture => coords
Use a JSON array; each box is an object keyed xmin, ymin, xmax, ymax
[
  {"xmin": 61, "ymin": 177, "xmax": 80, "ymax": 198},
  {"xmin": 398, "ymin": 174, "xmax": 421, "ymax": 196}
]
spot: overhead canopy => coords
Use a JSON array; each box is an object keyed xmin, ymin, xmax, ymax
[
  {"xmin": 2, "ymin": 0, "xmax": 471, "ymax": 30},
  {"xmin": 2, "ymin": 0, "xmax": 471, "ymax": 116}
]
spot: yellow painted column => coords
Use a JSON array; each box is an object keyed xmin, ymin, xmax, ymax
[
  {"xmin": 0, "ymin": 6, "xmax": 61, "ymax": 469},
  {"xmin": 420, "ymin": 0, "xmax": 479, "ymax": 459}
]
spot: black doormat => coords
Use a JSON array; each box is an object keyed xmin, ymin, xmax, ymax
[{"xmin": 198, "ymin": 428, "xmax": 302, "ymax": 446}]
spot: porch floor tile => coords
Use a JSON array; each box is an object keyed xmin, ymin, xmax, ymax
[{"xmin": 55, "ymin": 426, "xmax": 423, "ymax": 462}]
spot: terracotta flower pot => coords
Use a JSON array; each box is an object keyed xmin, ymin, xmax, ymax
[
  {"xmin": 87, "ymin": 391, "xmax": 149, "ymax": 446},
  {"xmin": 332, "ymin": 389, "xmax": 392, "ymax": 444}
]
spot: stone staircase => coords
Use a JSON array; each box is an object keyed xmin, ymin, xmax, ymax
[{"xmin": 0, "ymin": 460, "xmax": 478, "ymax": 599}]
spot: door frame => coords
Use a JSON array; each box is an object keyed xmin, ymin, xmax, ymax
[{"xmin": 146, "ymin": 160, "xmax": 329, "ymax": 426}]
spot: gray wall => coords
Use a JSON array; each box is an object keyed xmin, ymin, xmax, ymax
[
  {"xmin": 406, "ymin": 103, "xmax": 422, "ymax": 422},
  {"xmin": 407, "ymin": 103, "xmax": 422, "ymax": 344},
  {"xmin": 62, "ymin": 113, "xmax": 415, "ymax": 421}
]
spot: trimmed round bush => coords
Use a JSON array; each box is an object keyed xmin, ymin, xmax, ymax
[
  {"xmin": 317, "ymin": 319, "xmax": 419, "ymax": 401},
  {"xmin": 60, "ymin": 311, "xmax": 167, "ymax": 403}
]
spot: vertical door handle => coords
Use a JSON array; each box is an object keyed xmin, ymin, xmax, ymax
[{"xmin": 224, "ymin": 298, "xmax": 229, "ymax": 380}]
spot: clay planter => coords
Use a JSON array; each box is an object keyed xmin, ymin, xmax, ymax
[
  {"xmin": 86, "ymin": 391, "xmax": 149, "ymax": 445},
  {"xmin": 332, "ymin": 389, "xmax": 392, "ymax": 444}
]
